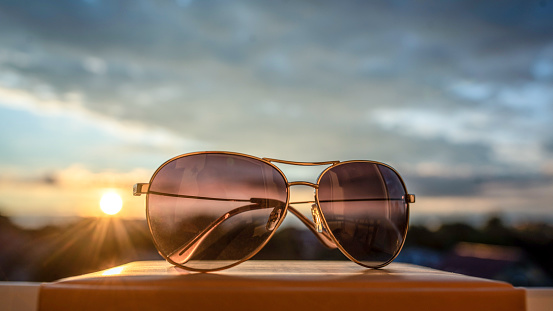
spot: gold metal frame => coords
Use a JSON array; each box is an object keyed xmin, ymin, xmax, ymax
[
  {"xmin": 134, "ymin": 151, "xmax": 415, "ymax": 272},
  {"xmin": 314, "ymin": 160, "xmax": 412, "ymax": 269}
]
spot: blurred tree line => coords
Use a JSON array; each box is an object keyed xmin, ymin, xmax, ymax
[
  {"xmin": 401, "ymin": 217, "xmax": 553, "ymax": 286},
  {"xmin": 0, "ymin": 213, "xmax": 552, "ymax": 286}
]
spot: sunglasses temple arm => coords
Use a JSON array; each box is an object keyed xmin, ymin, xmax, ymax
[
  {"xmin": 168, "ymin": 199, "xmax": 283, "ymax": 263},
  {"xmin": 287, "ymin": 206, "xmax": 337, "ymax": 249},
  {"xmin": 143, "ymin": 190, "xmax": 338, "ymax": 258},
  {"xmin": 166, "ymin": 203, "xmax": 337, "ymax": 263}
]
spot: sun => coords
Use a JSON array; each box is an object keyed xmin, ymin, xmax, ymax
[{"xmin": 100, "ymin": 192, "xmax": 123, "ymax": 215}]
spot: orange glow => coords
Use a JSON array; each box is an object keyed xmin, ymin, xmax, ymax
[{"xmin": 102, "ymin": 266, "xmax": 124, "ymax": 276}]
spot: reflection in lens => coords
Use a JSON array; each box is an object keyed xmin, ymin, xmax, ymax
[
  {"xmin": 317, "ymin": 162, "xmax": 408, "ymax": 267},
  {"xmin": 147, "ymin": 153, "xmax": 287, "ymax": 271}
]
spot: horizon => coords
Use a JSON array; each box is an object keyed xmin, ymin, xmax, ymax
[{"xmin": 5, "ymin": 206, "xmax": 553, "ymax": 231}]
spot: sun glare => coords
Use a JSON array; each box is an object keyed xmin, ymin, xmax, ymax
[
  {"xmin": 102, "ymin": 266, "xmax": 125, "ymax": 276},
  {"xmin": 100, "ymin": 192, "xmax": 123, "ymax": 215}
]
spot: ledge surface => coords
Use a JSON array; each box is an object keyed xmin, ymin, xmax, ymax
[{"xmin": 37, "ymin": 260, "xmax": 527, "ymax": 311}]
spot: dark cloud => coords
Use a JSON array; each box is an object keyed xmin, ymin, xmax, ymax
[
  {"xmin": 408, "ymin": 174, "xmax": 553, "ymax": 197},
  {"xmin": 408, "ymin": 176, "xmax": 485, "ymax": 197},
  {"xmin": 1, "ymin": 0, "xmax": 552, "ymax": 176}
]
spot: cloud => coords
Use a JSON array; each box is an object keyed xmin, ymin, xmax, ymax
[
  {"xmin": 0, "ymin": 164, "xmax": 150, "ymax": 220},
  {"xmin": 1, "ymin": 0, "xmax": 553, "ymax": 219},
  {"xmin": 412, "ymin": 175, "xmax": 553, "ymax": 223}
]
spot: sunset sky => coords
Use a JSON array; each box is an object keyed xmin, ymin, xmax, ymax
[{"xmin": 1, "ymin": 0, "xmax": 552, "ymax": 227}]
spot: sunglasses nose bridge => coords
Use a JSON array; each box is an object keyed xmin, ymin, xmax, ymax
[
  {"xmin": 287, "ymin": 181, "xmax": 319, "ymax": 203},
  {"xmin": 287, "ymin": 181, "xmax": 318, "ymax": 188}
]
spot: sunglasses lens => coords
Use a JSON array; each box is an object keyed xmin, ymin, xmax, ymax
[
  {"xmin": 147, "ymin": 153, "xmax": 287, "ymax": 271},
  {"xmin": 318, "ymin": 162, "xmax": 408, "ymax": 267}
]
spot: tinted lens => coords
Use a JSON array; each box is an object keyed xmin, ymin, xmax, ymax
[
  {"xmin": 317, "ymin": 162, "xmax": 408, "ymax": 267},
  {"xmin": 147, "ymin": 153, "xmax": 288, "ymax": 271}
]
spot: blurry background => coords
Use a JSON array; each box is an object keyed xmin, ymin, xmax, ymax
[{"xmin": 0, "ymin": 0, "xmax": 552, "ymax": 285}]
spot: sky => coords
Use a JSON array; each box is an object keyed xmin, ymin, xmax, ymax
[{"xmin": 1, "ymin": 0, "xmax": 552, "ymax": 227}]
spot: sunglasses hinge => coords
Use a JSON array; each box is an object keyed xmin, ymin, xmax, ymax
[{"xmin": 133, "ymin": 183, "xmax": 150, "ymax": 196}]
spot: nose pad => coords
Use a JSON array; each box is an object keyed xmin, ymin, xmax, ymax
[
  {"xmin": 266, "ymin": 206, "xmax": 284, "ymax": 231},
  {"xmin": 311, "ymin": 204, "xmax": 323, "ymax": 233}
]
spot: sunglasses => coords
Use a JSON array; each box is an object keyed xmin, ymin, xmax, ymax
[{"xmin": 134, "ymin": 151, "xmax": 415, "ymax": 272}]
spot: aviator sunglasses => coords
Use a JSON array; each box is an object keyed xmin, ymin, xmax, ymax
[{"xmin": 134, "ymin": 151, "xmax": 415, "ymax": 272}]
